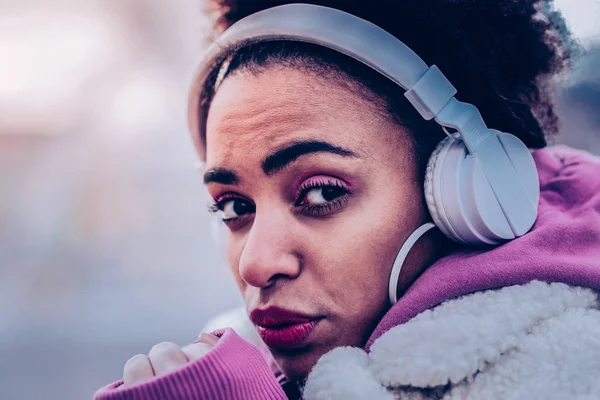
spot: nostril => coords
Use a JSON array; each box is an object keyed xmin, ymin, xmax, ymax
[{"xmin": 268, "ymin": 273, "xmax": 291, "ymax": 284}]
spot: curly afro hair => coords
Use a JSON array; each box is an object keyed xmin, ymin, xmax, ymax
[{"xmin": 200, "ymin": 0, "xmax": 578, "ymax": 170}]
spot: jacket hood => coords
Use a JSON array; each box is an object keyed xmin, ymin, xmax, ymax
[{"xmin": 367, "ymin": 145, "xmax": 600, "ymax": 349}]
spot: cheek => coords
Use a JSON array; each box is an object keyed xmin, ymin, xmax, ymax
[
  {"xmin": 314, "ymin": 179, "xmax": 425, "ymax": 306},
  {"xmin": 225, "ymin": 235, "xmax": 246, "ymax": 290},
  {"xmin": 314, "ymin": 223, "xmax": 393, "ymax": 303}
]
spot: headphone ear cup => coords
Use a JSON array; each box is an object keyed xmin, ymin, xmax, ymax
[
  {"xmin": 424, "ymin": 136, "xmax": 458, "ymax": 241},
  {"xmin": 425, "ymin": 131, "xmax": 539, "ymax": 245}
]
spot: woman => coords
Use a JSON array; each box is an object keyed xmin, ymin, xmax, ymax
[{"xmin": 95, "ymin": 1, "xmax": 600, "ymax": 399}]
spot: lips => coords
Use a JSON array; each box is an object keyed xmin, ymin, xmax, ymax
[{"xmin": 250, "ymin": 307, "xmax": 322, "ymax": 349}]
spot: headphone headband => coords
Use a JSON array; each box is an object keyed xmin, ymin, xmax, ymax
[{"xmin": 187, "ymin": 3, "xmax": 485, "ymax": 159}]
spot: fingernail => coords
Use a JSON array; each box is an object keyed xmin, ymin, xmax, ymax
[{"xmin": 196, "ymin": 332, "xmax": 219, "ymax": 346}]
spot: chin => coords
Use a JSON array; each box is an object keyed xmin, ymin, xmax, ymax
[{"xmin": 271, "ymin": 344, "xmax": 331, "ymax": 382}]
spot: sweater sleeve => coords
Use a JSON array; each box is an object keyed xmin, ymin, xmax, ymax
[{"xmin": 93, "ymin": 328, "xmax": 287, "ymax": 400}]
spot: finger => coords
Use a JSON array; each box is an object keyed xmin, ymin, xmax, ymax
[
  {"xmin": 196, "ymin": 332, "xmax": 219, "ymax": 346},
  {"xmin": 147, "ymin": 342, "xmax": 188, "ymax": 376},
  {"xmin": 181, "ymin": 342, "xmax": 214, "ymax": 362},
  {"xmin": 123, "ymin": 354, "xmax": 154, "ymax": 388}
]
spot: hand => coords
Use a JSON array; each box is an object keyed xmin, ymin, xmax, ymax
[{"xmin": 120, "ymin": 333, "xmax": 219, "ymax": 389}]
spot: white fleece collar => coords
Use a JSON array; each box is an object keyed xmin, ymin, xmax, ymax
[{"xmin": 304, "ymin": 281, "xmax": 600, "ymax": 400}]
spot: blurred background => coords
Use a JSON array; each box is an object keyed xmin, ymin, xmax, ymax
[{"xmin": 0, "ymin": 1, "xmax": 599, "ymax": 399}]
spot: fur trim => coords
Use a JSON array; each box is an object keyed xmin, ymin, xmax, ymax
[
  {"xmin": 304, "ymin": 282, "xmax": 600, "ymax": 399},
  {"xmin": 369, "ymin": 281, "xmax": 597, "ymax": 387},
  {"xmin": 303, "ymin": 347, "xmax": 394, "ymax": 400}
]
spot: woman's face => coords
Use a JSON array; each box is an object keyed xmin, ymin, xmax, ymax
[{"xmin": 204, "ymin": 66, "xmax": 426, "ymax": 380}]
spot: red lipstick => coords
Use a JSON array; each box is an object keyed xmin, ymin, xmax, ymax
[{"xmin": 250, "ymin": 307, "xmax": 321, "ymax": 349}]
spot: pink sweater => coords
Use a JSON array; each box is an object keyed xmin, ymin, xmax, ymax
[
  {"xmin": 95, "ymin": 328, "xmax": 287, "ymax": 399},
  {"xmin": 95, "ymin": 145, "xmax": 600, "ymax": 400}
]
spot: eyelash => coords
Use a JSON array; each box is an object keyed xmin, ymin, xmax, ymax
[
  {"xmin": 209, "ymin": 177, "xmax": 351, "ymax": 227},
  {"xmin": 294, "ymin": 178, "xmax": 350, "ymax": 216}
]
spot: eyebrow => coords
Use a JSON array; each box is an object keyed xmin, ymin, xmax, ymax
[
  {"xmin": 203, "ymin": 168, "xmax": 239, "ymax": 185},
  {"xmin": 262, "ymin": 140, "xmax": 357, "ymax": 175},
  {"xmin": 203, "ymin": 140, "xmax": 357, "ymax": 185}
]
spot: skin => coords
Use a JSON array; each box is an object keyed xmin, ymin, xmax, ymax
[{"xmin": 121, "ymin": 66, "xmax": 441, "ymax": 387}]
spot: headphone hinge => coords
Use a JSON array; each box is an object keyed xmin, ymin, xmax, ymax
[{"xmin": 404, "ymin": 65, "xmax": 457, "ymax": 120}]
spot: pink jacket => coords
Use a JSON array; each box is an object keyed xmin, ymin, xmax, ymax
[{"xmin": 95, "ymin": 145, "xmax": 600, "ymax": 400}]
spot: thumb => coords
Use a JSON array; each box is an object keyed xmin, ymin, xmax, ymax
[
  {"xmin": 196, "ymin": 332, "xmax": 219, "ymax": 346},
  {"xmin": 181, "ymin": 341, "xmax": 214, "ymax": 362},
  {"xmin": 181, "ymin": 333, "xmax": 219, "ymax": 362}
]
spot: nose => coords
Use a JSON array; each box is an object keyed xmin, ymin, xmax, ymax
[{"xmin": 237, "ymin": 208, "xmax": 301, "ymax": 288}]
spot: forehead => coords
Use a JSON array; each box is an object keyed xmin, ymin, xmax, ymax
[{"xmin": 204, "ymin": 67, "xmax": 386, "ymax": 167}]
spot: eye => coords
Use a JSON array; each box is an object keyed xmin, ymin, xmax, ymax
[
  {"xmin": 295, "ymin": 176, "xmax": 351, "ymax": 216},
  {"xmin": 304, "ymin": 186, "xmax": 347, "ymax": 205},
  {"xmin": 210, "ymin": 195, "xmax": 255, "ymax": 225}
]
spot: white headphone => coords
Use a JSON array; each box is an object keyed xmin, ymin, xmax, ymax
[{"xmin": 188, "ymin": 4, "xmax": 541, "ymax": 304}]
